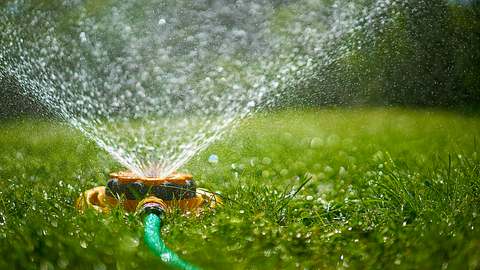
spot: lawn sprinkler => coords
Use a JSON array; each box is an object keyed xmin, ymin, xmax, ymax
[{"xmin": 76, "ymin": 171, "xmax": 221, "ymax": 270}]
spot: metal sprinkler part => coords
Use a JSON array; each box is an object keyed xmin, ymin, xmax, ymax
[{"xmin": 76, "ymin": 171, "xmax": 221, "ymax": 214}]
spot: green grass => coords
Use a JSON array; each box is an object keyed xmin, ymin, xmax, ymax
[{"xmin": 0, "ymin": 108, "xmax": 479, "ymax": 269}]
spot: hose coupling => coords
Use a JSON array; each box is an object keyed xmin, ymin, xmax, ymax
[{"xmin": 136, "ymin": 196, "xmax": 167, "ymax": 217}]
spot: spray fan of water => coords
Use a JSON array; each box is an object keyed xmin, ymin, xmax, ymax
[{"xmin": 0, "ymin": 0, "xmax": 405, "ymax": 177}]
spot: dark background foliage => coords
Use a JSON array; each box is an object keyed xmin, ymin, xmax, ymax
[{"xmin": 286, "ymin": 1, "xmax": 480, "ymax": 108}]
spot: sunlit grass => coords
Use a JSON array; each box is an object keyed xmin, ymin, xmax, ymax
[{"xmin": 0, "ymin": 108, "xmax": 479, "ymax": 269}]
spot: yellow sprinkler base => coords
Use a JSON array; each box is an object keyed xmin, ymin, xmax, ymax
[{"xmin": 76, "ymin": 171, "xmax": 221, "ymax": 214}]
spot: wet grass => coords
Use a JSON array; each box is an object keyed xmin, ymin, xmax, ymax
[{"xmin": 0, "ymin": 108, "xmax": 479, "ymax": 269}]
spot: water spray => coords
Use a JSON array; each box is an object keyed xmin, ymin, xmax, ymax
[
  {"xmin": 0, "ymin": 0, "xmax": 407, "ymax": 268},
  {"xmin": 76, "ymin": 171, "xmax": 220, "ymax": 269}
]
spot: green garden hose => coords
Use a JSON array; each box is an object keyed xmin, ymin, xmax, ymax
[{"xmin": 143, "ymin": 213, "xmax": 200, "ymax": 270}]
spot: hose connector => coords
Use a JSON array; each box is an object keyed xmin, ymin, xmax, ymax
[{"xmin": 136, "ymin": 196, "xmax": 167, "ymax": 217}]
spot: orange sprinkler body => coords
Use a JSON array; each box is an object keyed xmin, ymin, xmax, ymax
[{"xmin": 76, "ymin": 171, "xmax": 220, "ymax": 214}]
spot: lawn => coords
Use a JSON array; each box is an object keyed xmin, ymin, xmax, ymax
[{"xmin": 0, "ymin": 108, "xmax": 479, "ymax": 269}]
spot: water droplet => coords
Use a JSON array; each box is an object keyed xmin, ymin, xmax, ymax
[
  {"xmin": 79, "ymin": 32, "xmax": 87, "ymax": 42},
  {"xmin": 262, "ymin": 157, "xmax": 272, "ymax": 165},
  {"xmin": 310, "ymin": 137, "xmax": 324, "ymax": 148},
  {"xmin": 208, "ymin": 154, "xmax": 219, "ymax": 164},
  {"xmin": 0, "ymin": 212, "xmax": 5, "ymax": 226},
  {"xmin": 326, "ymin": 134, "xmax": 340, "ymax": 146},
  {"xmin": 80, "ymin": 240, "xmax": 87, "ymax": 249},
  {"xmin": 57, "ymin": 257, "xmax": 69, "ymax": 269},
  {"xmin": 161, "ymin": 252, "xmax": 173, "ymax": 262},
  {"xmin": 121, "ymin": 236, "xmax": 139, "ymax": 251},
  {"xmin": 93, "ymin": 263, "xmax": 107, "ymax": 270}
]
